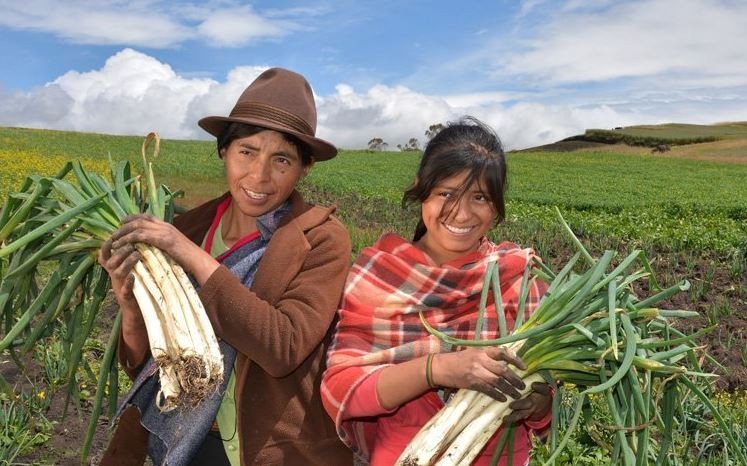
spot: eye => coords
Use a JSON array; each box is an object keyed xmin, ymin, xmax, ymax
[
  {"xmin": 238, "ymin": 147, "xmax": 255, "ymax": 156},
  {"xmin": 437, "ymin": 190, "xmax": 453, "ymax": 199},
  {"xmin": 474, "ymin": 193, "xmax": 488, "ymax": 202},
  {"xmin": 274, "ymin": 156, "xmax": 292, "ymax": 166}
]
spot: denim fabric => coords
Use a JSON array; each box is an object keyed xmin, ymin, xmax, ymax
[{"xmin": 114, "ymin": 202, "xmax": 291, "ymax": 466}]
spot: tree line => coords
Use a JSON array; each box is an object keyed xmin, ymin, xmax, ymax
[{"xmin": 367, "ymin": 123, "xmax": 445, "ymax": 152}]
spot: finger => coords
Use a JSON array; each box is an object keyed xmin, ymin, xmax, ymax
[
  {"xmin": 111, "ymin": 216, "xmax": 159, "ymax": 242},
  {"xmin": 98, "ymin": 238, "xmax": 113, "ymax": 266},
  {"xmin": 111, "ymin": 222, "xmax": 140, "ymax": 243},
  {"xmin": 119, "ymin": 249, "xmax": 142, "ymax": 275},
  {"xmin": 531, "ymin": 382, "xmax": 552, "ymax": 395},
  {"xmin": 494, "ymin": 376, "xmax": 523, "ymax": 399},
  {"xmin": 109, "ymin": 243, "xmax": 138, "ymax": 270},
  {"xmin": 121, "ymin": 213, "xmax": 155, "ymax": 224},
  {"xmin": 472, "ymin": 383, "xmax": 507, "ymax": 402},
  {"xmin": 509, "ymin": 397, "xmax": 532, "ymax": 410},
  {"xmin": 485, "ymin": 359, "xmax": 525, "ymax": 390},
  {"xmin": 505, "ymin": 409, "xmax": 530, "ymax": 424},
  {"xmin": 486, "ymin": 346, "xmax": 527, "ymax": 371},
  {"xmin": 123, "ymin": 272, "xmax": 136, "ymax": 295}
]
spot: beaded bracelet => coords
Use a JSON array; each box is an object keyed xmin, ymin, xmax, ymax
[{"xmin": 425, "ymin": 353, "xmax": 436, "ymax": 388}]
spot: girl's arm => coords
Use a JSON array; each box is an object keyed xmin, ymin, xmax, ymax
[{"xmin": 377, "ymin": 346, "xmax": 528, "ymax": 409}]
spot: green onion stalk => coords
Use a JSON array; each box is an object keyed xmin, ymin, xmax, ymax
[
  {"xmin": 396, "ymin": 208, "xmax": 745, "ymax": 466},
  {"xmin": 0, "ymin": 134, "xmax": 223, "ymax": 462}
]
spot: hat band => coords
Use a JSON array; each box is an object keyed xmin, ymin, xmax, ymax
[{"xmin": 230, "ymin": 101, "xmax": 314, "ymax": 136}]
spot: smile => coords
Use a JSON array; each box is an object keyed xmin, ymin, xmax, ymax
[
  {"xmin": 443, "ymin": 223, "xmax": 474, "ymax": 234},
  {"xmin": 243, "ymin": 188, "xmax": 269, "ymax": 200}
]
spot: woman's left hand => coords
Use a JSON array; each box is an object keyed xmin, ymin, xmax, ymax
[
  {"xmin": 505, "ymin": 381, "xmax": 553, "ymax": 423},
  {"xmin": 110, "ymin": 214, "xmax": 219, "ymax": 284}
]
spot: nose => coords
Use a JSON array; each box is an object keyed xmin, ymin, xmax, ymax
[
  {"xmin": 246, "ymin": 154, "xmax": 272, "ymax": 182},
  {"xmin": 448, "ymin": 197, "xmax": 472, "ymax": 223}
]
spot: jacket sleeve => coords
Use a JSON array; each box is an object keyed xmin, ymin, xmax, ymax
[{"xmin": 198, "ymin": 219, "xmax": 352, "ymax": 378}]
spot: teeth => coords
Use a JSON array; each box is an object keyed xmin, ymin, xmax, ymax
[
  {"xmin": 243, "ymin": 188, "xmax": 267, "ymax": 200},
  {"xmin": 444, "ymin": 224, "xmax": 472, "ymax": 234}
]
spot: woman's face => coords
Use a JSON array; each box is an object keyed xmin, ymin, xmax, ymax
[
  {"xmin": 222, "ymin": 129, "xmax": 311, "ymax": 219},
  {"xmin": 416, "ymin": 170, "xmax": 497, "ymax": 265}
]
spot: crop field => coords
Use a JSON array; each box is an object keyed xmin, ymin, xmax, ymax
[{"xmin": 1, "ymin": 126, "xmax": 746, "ymax": 464}]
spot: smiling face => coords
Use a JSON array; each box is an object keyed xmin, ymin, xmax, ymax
[
  {"xmin": 222, "ymin": 129, "xmax": 311, "ymax": 222},
  {"xmin": 415, "ymin": 170, "xmax": 497, "ymax": 265}
]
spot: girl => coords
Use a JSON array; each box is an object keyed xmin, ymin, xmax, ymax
[{"xmin": 322, "ymin": 117, "xmax": 552, "ymax": 465}]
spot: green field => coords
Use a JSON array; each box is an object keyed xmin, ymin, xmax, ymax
[
  {"xmin": 2, "ymin": 126, "xmax": 746, "ymax": 257},
  {"xmin": 606, "ymin": 122, "xmax": 747, "ymax": 140},
  {"xmin": 1, "ymin": 126, "xmax": 746, "ymax": 464}
]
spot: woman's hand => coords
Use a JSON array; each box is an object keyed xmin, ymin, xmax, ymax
[
  {"xmin": 98, "ymin": 236, "xmax": 141, "ymax": 313},
  {"xmin": 431, "ymin": 346, "xmax": 527, "ymax": 402},
  {"xmin": 506, "ymin": 381, "xmax": 553, "ymax": 423},
  {"xmin": 110, "ymin": 214, "xmax": 219, "ymax": 285}
]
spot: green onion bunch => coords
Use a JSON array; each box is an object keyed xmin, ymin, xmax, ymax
[
  {"xmin": 397, "ymin": 209, "xmax": 745, "ymax": 466},
  {"xmin": 0, "ymin": 134, "xmax": 222, "ymax": 461}
]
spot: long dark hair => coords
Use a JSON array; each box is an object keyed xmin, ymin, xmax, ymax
[
  {"xmin": 403, "ymin": 117, "xmax": 507, "ymax": 241},
  {"xmin": 216, "ymin": 122, "xmax": 314, "ymax": 166}
]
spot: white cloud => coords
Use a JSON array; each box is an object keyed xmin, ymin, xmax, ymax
[
  {"xmin": 316, "ymin": 84, "xmax": 456, "ymax": 149},
  {"xmin": 0, "ymin": 1, "xmax": 303, "ymax": 48},
  {"xmin": 0, "ymin": 1, "xmax": 191, "ymax": 47},
  {"xmin": 501, "ymin": 0, "xmax": 747, "ymax": 86},
  {"xmin": 0, "ymin": 49, "xmax": 744, "ymax": 151},
  {"xmin": 196, "ymin": 6, "xmax": 294, "ymax": 47},
  {"xmin": 47, "ymin": 49, "xmax": 216, "ymax": 137}
]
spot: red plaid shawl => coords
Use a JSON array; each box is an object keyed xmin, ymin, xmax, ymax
[{"xmin": 321, "ymin": 233, "xmax": 546, "ymax": 458}]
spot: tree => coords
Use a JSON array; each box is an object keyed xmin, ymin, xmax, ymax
[
  {"xmin": 424, "ymin": 123, "xmax": 445, "ymax": 141},
  {"xmin": 397, "ymin": 138, "xmax": 421, "ymax": 152},
  {"xmin": 367, "ymin": 137, "xmax": 388, "ymax": 151}
]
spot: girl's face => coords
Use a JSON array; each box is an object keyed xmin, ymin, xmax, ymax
[
  {"xmin": 222, "ymin": 129, "xmax": 311, "ymax": 220},
  {"xmin": 416, "ymin": 170, "xmax": 497, "ymax": 265}
]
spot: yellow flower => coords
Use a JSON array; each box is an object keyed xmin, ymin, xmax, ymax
[{"xmin": 37, "ymin": 391, "xmax": 46, "ymax": 400}]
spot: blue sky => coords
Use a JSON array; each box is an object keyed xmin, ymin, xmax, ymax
[{"xmin": 1, "ymin": 0, "xmax": 745, "ymax": 150}]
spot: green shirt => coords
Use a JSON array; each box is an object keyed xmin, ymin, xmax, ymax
[{"xmin": 204, "ymin": 218, "xmax": 241, "ymax": 466}]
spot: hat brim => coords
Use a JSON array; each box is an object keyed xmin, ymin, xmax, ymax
[{"xmin": 198, "ymin": 116, "xmax": 337, "ymax": 162}]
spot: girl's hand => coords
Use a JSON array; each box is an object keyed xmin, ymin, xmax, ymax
[
  {"xmin": 506, "ymin": 381, "xmax": 553, "ymax": 423},
  {"xmin": 432, "ymin": 346, "xmax": 527, "ymax": 402}
]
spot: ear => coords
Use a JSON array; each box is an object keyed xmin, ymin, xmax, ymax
[
  {"xmin": 301, "ymin": 160, "xmax": 315, "ymax": 178},
  {"xmin": 219, "ymin": 147, "xmax": 227, "ymax": 159}
]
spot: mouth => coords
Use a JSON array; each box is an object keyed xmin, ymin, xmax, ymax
[
  {"xmin": 242, "ymin": 188, "xmax": 269, "ymax": 200},
  {"xmin": 443, "ymin": 223, "xmax": 475, "ymax": 235}
]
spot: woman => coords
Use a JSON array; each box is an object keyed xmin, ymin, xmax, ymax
[
  {"xmin": 321, "ymin": 118, "xmax": 552, "ymax": 465},
  {"xmin": 98, "ymin": 68, "xmax": 353, "ymax": 465}
]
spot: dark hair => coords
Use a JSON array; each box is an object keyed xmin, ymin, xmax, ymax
[
  {"xmin": 403, "ymin": 116, "xmax": 507, "ymax": 241},
  {"xmin": 216, "ymin": 122, "xmax": 314, "ymax": 166}
]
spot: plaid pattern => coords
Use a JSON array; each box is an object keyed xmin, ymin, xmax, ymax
[{"xmin": 321, "ymin": 233, "xmax": 547, "ymax": 458}]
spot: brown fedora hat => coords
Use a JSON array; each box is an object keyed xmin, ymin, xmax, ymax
[{"xmin": 198, "ymin": 68, "xmax": 337, "ymax": 161}]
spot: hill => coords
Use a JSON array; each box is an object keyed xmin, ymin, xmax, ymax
[{"xmin": 518, "ymin": 121, "xmax": 747, "ymax": 163}]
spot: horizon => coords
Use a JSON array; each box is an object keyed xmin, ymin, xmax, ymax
[{"xmin": 1, "ymin": 0, "xmax": 746, "ymax": 151}]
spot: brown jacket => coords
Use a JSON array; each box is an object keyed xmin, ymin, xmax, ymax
[{"xmin": 102, "ymin": 191, "xmax": 353, "ymax": 465}]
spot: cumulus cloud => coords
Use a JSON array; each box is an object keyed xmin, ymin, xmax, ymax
[
  {"xmin": 0, "ymin": 1, "xmax": 301, "ymax": 48},
  {"xmin": 0, "ymin": 49, "xmax": 744, "ymax": 151}
]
